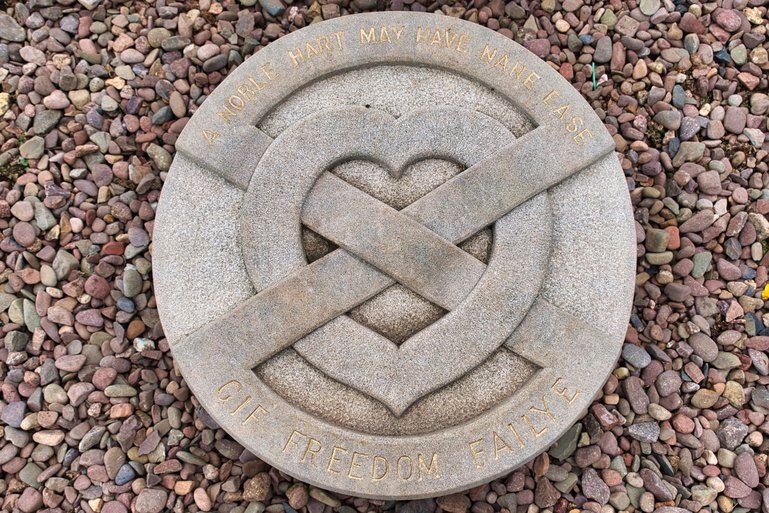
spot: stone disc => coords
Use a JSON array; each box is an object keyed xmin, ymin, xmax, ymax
[{"xmin": 154, "ymin": 11, "xmax": 636, "ymax": 499}]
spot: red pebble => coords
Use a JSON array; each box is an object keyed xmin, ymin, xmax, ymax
[{"xmin": 102, "ymin": 241, "xmax": 125, "ymax": 255}]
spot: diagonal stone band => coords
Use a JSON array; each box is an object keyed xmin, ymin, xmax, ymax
[
  {"xmin": 175, "ymin": 106, "xmax": 615, "ymax": 411},
  {"xmin": 302, "ymin": 173, "xmax": 487, "ymax": 311}
]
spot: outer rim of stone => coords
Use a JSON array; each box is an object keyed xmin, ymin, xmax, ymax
[{"xmin": 155, "ymin": 12, "xmax": 636, "ymax": 499}]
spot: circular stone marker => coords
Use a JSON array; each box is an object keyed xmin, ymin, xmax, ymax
[{"xmin": 155, "ymin": 12, "xmax": 636, "ymax": 499}]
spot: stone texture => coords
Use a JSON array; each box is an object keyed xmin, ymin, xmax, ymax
[{"xmin": 154, "ymin": 12, "xmax": 635, "ymax": 500}]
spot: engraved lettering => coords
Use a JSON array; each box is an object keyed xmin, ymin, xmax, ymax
[
  {"xmin": 479, "ymin": 45, "xmax": 540, "ymax": 89},
  {"xmin": 508, "ymin": 61, "xmax": 526, "ymax": 81},
  {"xmin": 573, "ymin": 128, "xmax": 593, "ymax": 144},
  {"xmin": 327, "ymin": 445, "xmax": 348, "ymax": 473},
  {"xmin": 216, "ymin": 63, "xmax": 279, "ymax": 124},
  {"xmin": 416, "ymin": 27, "xmax": 469, "ymax": 52},
  {"xmin": 317, "ymin": 35, "xmax": 332, "ymax": 52},
  {"xmin": 506, "ymin": 62, "xmax": 539, "ymax": 89},
  {"xmin": 216, "ymin": 380, "xmax": 242, "ymax": 401},
  {"xmin": 282, "ymin": 430, "xmax": 304, "ymax": 453},
  {"xmin": 217, "ymin": 104, "xmax": 237, "ymax": 123},
  {"xmin": 553, "ymin": 104, "xmax": 570, "ymax": 120},
  {"xmin": 332, "ymin": 31, "xmax": 344, "ymax": 48},
  {"xmin": 360, "ymin": 26, "xmax": 406, "ymax": 44},
  {"xmin": 457, "ymin": 33, "xmax": 469, "ymax": 53},
  {"xmin": 260, "ymin": 62, "xmax": 278, "ymax": 81},
  {"xmin": 228, "ymin": 94, "xmax": 246, "ymax": 111},
  {"xmin": 522, "ymin": 395, "xmax": 555, "ymax": 437},
  {"xmin": 360, "ymin": 27, "xmax": 376, "ymax": 44},
  {"xmin": 469, "ymin": 438, "xmax": 485, "ymax": 469},
  {"xmin": 566, "ymin": 116, "xmax": 584, "ymax": 133},
  {"xmin": 397, "ymin": 455, "xmax": 413, "ymax": 480},
  {"xmin": 372, "ymin": 455, "xmax": 388, "ymax": 481},
  {"xmin": 523, "ymin": 414, "xmax": 547, "ymax": 437},
  {"xmin": 288, "ymin": 48, "xmax": 304, "ymax": 66},
  {"xmin": 282, "ymin": 430, "xmax": 322, "ymax": 464},
  {"xmin": 480, "ymin": 44, "xmax": 497, "ymax": 63},
  {"xmin": 417, "ymin": 453, "xmax": 440, "ymax": 480},
  {"xmin": 247, "ymin": 76, "xmax": 266, "ymax": 91},
  {"xmin": 215, "ymin": 380, "xmax": 269, "ymax": 425},
  {"xmin": 302, "ymin": 437, "xmax": 323, "ymax": 464},
  {"xmin": 495, "ymin": 54, "xmax": 509, "ymax": 72},
  {"xmin": 507, "ymin": 423, "xmax": 526, "ymax": 448},
  {"xmin": 283, "ymin": 435, "xmax": 438, "ymax": 482},
  {"xmin": 552, "ymin": 377, "xmax": 581, "ymax": 404},
  {"xmin": 288, "ymin": 31, "xmax": 345, "ymax": 67},
  {"xmin": 467, "ymin": 378, "xmax": 583, "ymax": 467},
  {"xmin": 242, "ymin": 405, "xmax": 268, "ymax": 425},
  {"xmin": 237, "ymin": 84, "xmax": 256, "ymax": 101},
  {"xmin": 523, "ymin": 70, "xmax": 540, "ymax": 89},
  {"xmin": 305, "ymin": 41, "xmax": 319, "ymax": 59},
  {"xmin": 348, "ymin": 451, "xmax": 367, "ymax": 480},
  {"xmin": 492, "ymin": 431, "xmax": 512, "ymax": 460},
  {"xmin": 530, "ymin": 394, "xmax": 556, "ymax": 420},
  {"xmin": 230, "ymin": 394, "xmax": 252, "ymax": 415},
  {"xmin": 543, "ymin": 89, "xmax": 593, "ymax": 143},
  {"xmin": 394, "ymin": 26, "xmax": 405, "ymax": 43},
  {"xmin": 416, "ymin": 26, "xmax": 430, "ymax": 44},
  {"xmin": 202, "ymin": 129, "xmax": 221, "ymax": 146},
  {"xmin": 542, "ymin": 89, "xmax": 560, "ymax": 107}
]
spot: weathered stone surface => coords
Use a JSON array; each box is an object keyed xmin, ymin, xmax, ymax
[{"xmin": 154, "ymin": 12, "xmax": 636, "ymax": 499}]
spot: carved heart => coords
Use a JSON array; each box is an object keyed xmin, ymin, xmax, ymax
[
  {"xmin": 243, "ymin": 106, "xmax": 553, "ymax": 415},
  {"xmin": 306, "ymin": 158, "xmax": 491, "ymax": 344}
]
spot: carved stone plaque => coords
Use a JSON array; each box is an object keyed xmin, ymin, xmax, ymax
[{"xmin": 154, "ymin": 12, "xmax": 636, "ymax": 499}]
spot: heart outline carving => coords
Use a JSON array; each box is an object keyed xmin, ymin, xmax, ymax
[{"xmin": 241, "ymin": 106, "xmax": 553, "ymax": 415}]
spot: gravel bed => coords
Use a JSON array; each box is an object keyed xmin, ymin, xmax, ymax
[{"xmin": 0, "ymin": 0, "xmax": 768, "ymax": 512}]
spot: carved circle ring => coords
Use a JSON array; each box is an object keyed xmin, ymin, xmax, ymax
[{"xmin": 154, "ymin": 12, "xmax": 636, "ymax": 499}]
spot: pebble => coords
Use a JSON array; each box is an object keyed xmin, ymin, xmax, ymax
[
  {"xmin": 672, "ymin": 142, "xmax": 705, "ymax": 167},
  {"xmin": 733, "ymin": 453, "xmax": 759, "ymax": 488},
  {"xmin": 622, "ymin": 343, "xmax": 651, "ymax": 368},
  {"xmin": 581, "ymin": 468, "xmax": 609, "ymax": 504},
  {"xmin": 645, "ymin": 228, "xmax": 669, "ymax": 253},
  {"xmin": 148, "ymin": 28, "xmax": 172, "ymax": 48},
  {"xmin": 436, "ymin": 494, "xmax": 470, "ymax": 513},
  {"xmin": 203, "ymin": 53, "xmax": 229, "ymax": 72},
  {"xmin": 120, "ymin": 48, "xmax": 145, "ymax": 64},
  {"xmin": 0, "ymin": 13, "xmax": 25, "ymax": 42},
  {"xmin": 697, "ymin": 170, "xmax": 722, "ymax": 194},
  {"xmin": 655, "ymin": 370, "xmax": 681, "ymax": 396},
  {"xmin": 17, "ymin": 488, "xmax": 43, "ymax": 513},
  {"xmin": 161, "ymin": 36, "xmax": 191, "ymax": 51},
  {"xmin": 653, "ymin": 111, "xmax": 681, "ymax": 130},
  {"xmin": 136, "ymin": 489, "xmax": 168, "ymax": 513},
  {"xmin": 194, "ymin": 488, "xmax": 213, "ymax": 511},
  {"xmin": 692, "ymin": 388, "xmax": 721, "ymax": 408},
  {"xmin": 534, "ymin": 477, "xmax": 558, "ymax": 508},
  {"xmin": 627, "ymin": 422, "xmax": 661, "ymax": 443},
  {"xmin": 593, "ymin": 36, "xmax": 613, "ymax": 63},
  {"xmin": 20, "ymin": 46, "xmax": 46, "ymax": 65},
  {"xmin": 115, "ymin": 464, "xmax": 136, "ymax": 485},
  {"xmin": 259, "ymin": 0, "xmax": 286, "ymax": 16},
  {"xmin": 19, "ymin": 136, "xmax": 45, "ymax": 159},
  {"xmin": 1, "ymin": 401, "xmax": 26, "ymax": 427},
  {"xmin": 715, "ymin": 9, "xmax": 742, "ymax": 32},
  {"xmin": 147, "ymin": 143, "xmax": 172, "ymax": 171},
  {"xmin": 123, "ymin": 268, "xmax": 143, "ymax": 297},
  {"xmin": 716, "ymin": 418, "xmax": 748, "ymax": 450},
  {"xmin": 688, "ymin": 332, "xmax": 718, "ymax": 362},
  {"xmin": 640, "ymin": 469, "xmax": 674, "ymax": 501},
  {"xmin": 639, "ymin": 0, "xmax": 659, "ymax": 15}
]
